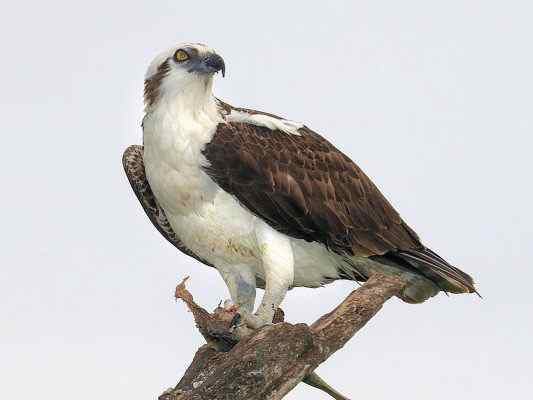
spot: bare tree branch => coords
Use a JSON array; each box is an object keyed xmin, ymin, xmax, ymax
[{"xmin": 160, "ymin": 274, "xmax": 405, "ymax": 400}]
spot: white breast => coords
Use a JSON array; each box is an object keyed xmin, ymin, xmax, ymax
[
  {"xmin": 143, "ymin": 95, "xmax": 260, "ymax": 267},
  {"xmin": 143, "ymin": 94, "xmax": 220, "ymax": 210}
]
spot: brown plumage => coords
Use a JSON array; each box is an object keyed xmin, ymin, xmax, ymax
[
  {"xmin": 204, "ymin": 111, "xmax": 421, "ymax": 257},
  {"xmin": 144, "ymin": 60, "xmax": 170, "ymax": 108},
  {"xmin": 202, "ymin": 102, "xmax": 477, "ymax": 294}
]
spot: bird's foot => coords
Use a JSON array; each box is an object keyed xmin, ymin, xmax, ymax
[{"xmin": 230, "ymin": 310, "xmax": 272, "ymax": 333}]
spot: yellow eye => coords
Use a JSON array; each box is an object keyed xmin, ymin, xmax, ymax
[{"xmin": 174, "ymin": 49, "xmax": 189, "ymax": 62}]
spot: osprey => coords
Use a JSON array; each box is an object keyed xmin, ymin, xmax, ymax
[{"xmin": 123, "ymin": 43, "xmax": 477, "ymax": 329}]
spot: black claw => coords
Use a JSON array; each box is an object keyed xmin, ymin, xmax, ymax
[{"xmin": 229, "ymin": 312, "xmax": 241, "ymax": 329}]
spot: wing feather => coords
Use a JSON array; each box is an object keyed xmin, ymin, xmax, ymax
[
  {"xmin": 202, "ymin": 114, "xmax": 420, "ymax": 257},
  {"xmin": 202, "ymin": 105, "xmax": 477, "ymax": 294}
]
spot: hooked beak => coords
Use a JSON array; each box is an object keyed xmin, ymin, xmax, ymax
[{"xmin": 200, "ymin": 53, "xmax": 226, "ymax": 77}]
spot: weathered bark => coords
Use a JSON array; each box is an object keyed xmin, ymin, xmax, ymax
[{"xmin": 159, "ymin": 274, "xmax": 405, "ymax": 400}]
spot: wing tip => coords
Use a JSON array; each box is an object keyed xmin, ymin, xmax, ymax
[{"xmin": 397, "ymin": 248, "xmax": 480, "ymax": 297}]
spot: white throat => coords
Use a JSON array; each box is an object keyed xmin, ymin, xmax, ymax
[
  {"xmin": 148, "ymin": 73, "xmax": 220, "ymax": 118},
  {"xmin": 142, "ymin": 74, "xmax": 223, "ymax": 215}
]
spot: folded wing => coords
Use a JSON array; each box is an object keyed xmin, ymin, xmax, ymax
[{"xmin": 202, "ymin": 113, "xmax": 476, "ymax": 294}]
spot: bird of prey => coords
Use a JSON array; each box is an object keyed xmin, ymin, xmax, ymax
[{"xmin": 123, "ymin": 42, "xmax": 477, "ymax": 329}]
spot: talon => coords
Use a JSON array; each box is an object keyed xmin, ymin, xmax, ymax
[{"xmin": 229, "ymin": 312, "xmax": 242, "ymax": 329}]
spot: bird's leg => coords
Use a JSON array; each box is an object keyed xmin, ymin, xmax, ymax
[
  {"xmin": 240, "ymin": 223, "xmax": 294, "ymax": 329},
  {"xmin": 217, "ymin": 264, "xmax": 257, "ymax": 321}
]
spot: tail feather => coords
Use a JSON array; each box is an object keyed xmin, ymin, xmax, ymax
[{"xmin": 396, "ymin": 247, "xmax": 479, "ymax": 296}]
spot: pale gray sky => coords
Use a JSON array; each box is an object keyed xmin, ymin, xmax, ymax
[{"xmin": 1, "ymin": 1, "xmax": 532, "ymax": 399}]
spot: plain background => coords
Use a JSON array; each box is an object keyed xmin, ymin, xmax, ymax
[{"xmin": 1, "ymin": 1, "xmax": 532, "ymax": 399}]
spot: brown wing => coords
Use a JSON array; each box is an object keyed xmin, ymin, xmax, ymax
[
  {"xmin": 122, "ymin": 145, "xmax": 214, "ymax": 267},
  {"xmin": 202, "ymin": 120, "xmax": 423, "ymax": 257}
]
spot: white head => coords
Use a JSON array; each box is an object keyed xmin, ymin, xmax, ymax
[{"xmin": 144, "ymin": 43, "xmax": 225, "ymax": 111}]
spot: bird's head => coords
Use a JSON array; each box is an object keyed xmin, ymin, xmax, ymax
[{"xmin": 144, "ymin": 43, "xmax": 225, "ymax": 109}]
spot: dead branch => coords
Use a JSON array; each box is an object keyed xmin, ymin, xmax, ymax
[{"xmin": 159, "ymin": 274, "xmax": 405, "ymax": 400}]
